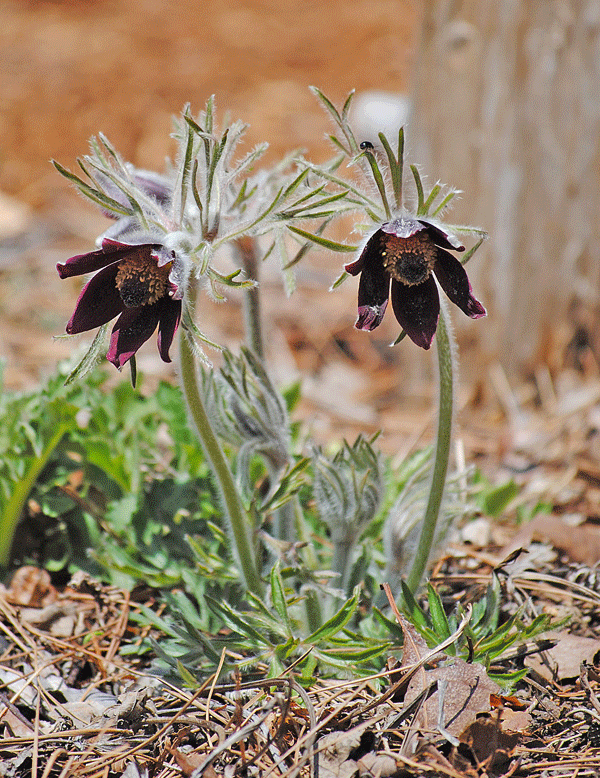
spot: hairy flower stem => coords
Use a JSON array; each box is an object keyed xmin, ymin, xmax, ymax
[
  {"xmin": 405, "ymin": 299, "xmax": 455, "ymax": 596},
  {"xmin": 287, "ymin": 496, "xmax": 324, "ymax": 629},
  {"xmin": 179, "ymin": 292, "xmax": 264, "ymax": 597},
  {"xmin": 235, "ymin": 237, "xmax": 264, "ymax": 361},
  {"xmin": 332, "ymin": 537, "xmax": 354, "ymax": 596},
  {"xmin": 273, "ymin": 495, "xmax": 296, "ymax": 545}
]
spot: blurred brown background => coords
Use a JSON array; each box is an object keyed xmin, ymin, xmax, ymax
[
  {"xmin": 2, "ymin": 0, "xmax": 599, "ymax": 457},
  {"xmin": 1, "ymin": 0, "xmax": 415, "ymax": 205},
  {"xmin": 0, "ymin": 0, "xmax": 421, "ymax": 445}
]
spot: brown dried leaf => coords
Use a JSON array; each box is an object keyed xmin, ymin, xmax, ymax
[
  {"xmin": 460, "ymin": 716, "xmax": 520, "ymax": 770},
  {"xmin": 405, "ymin": 658, "xmax": 500, "ymax": 740},
  {"xmin": 525, "ymin": 631, "xmax": 600, "ymax": 681},
  {"xmin": 514, "ymin": 514, "xmax": 600, "ymax": 566},
  {"xmin": 499, "ymin": 708, "xmax": 533, "ymax": 733},
  {"xmin": 19, "ymin": 602, "xmax": 78, "ymax": 636},
  {"xmin": 0, "ymin": 706, "xmax": 34, "ymax": 739},
  {"xmin": 172, "ymin": 747, "xmax": 206, "ymax": 776},
  {"xmin": 357, "ymin": 752, "xmax": 397, "ymax": 776},
  {"xmin": 6, "ymin": 566, "xmax": 57, "ymax": 607},
  {"xmin": 490, "ymin": 693, "xmax": 528, "ymax": 710},
  {"xmin": 318, "ymin": 724, "xmax": 373, "ymax": 778}
]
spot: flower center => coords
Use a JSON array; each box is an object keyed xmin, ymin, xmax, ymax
[
  {"xmin": 381, "ymin": 231, "xmax": 437, "ymax": 286},
  {"xmin": 115, "ymin": 249, "xmax": 171, "ymax": 308}
]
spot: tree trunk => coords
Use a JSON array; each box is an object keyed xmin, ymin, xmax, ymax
[{"xmin": 410, "ymin": 0, "xmax": 600, "ymax": 373}]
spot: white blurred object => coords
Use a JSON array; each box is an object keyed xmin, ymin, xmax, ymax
[
  {"xmin": 0, "ymin": 191, "xmax": 30, "ymax": 240},
  {"xmin": 351, "ymin": 91, "xmax": 412, "ymax": 145},
  {"xmin": 460, "ymin": 516, "xmax": 492, "ymax": 546}
]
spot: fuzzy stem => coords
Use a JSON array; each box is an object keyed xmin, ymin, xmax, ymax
[
  {"xmin": 179, "ymin": 297, "xmax": 264, "ymax": 597},
  {"xmin": 294, "ymin": 496, "xmax": 318, "ymax": 569},
  {"xmin": 405, "ymin": 300, "xmax": 455, "ymax": 595},
  {"xmin": 272, "ymin": 493, "xmax": 296, "ymax": 545},
  {"xmin": 304, "ymin": 588, "xmax": 323, "ymax": 634},
  {"xmin": 290, "ymin": 496, "xmax": 324, "ymax": 630},
  {"xmin": 235, "ymin": 237, "xmax": 264, "ymax": 361},
  {"xmin": 332, "ymin": 536, "xmax": 354, "ymax": 596}
]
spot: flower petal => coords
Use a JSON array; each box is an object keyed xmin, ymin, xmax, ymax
[
  {"xmin": 56, "ymin": 243, "xmax": 132, "ymax": 279},
  {"xmin": 390, "ymin": 276, "xmax": 440, "ymax": 349},
  {"xmin": 356, "ymin": 300, "xmax": 388, "ymax": 330},
  {"xmin": 132, "ymin": 169, "xmax": 172, "ymax": 204},
  {"xmin": 94, "ymin": 168, "xmax": 171, "ymax": 217},
  {"xmin": 419, "ymin": 221, "xmax": 465, "ymax": 252},
  {"xmin": 107, "ymin": 304, "xmax": 161, "ymax": 369},
  {"xmin": 433, "ymin": 248, "xmax": 486, "ymax": 319},
  {"xmin": 157, "ymin": 298, "xmax": 182, "ymax": 363},
  {"xmin": 66, "ymin": 264, "xmax": 125, "ymax": 334},
  {"xmin": 344, "ymin": 230, "xmax": 384, "ymax": 276},
  {"xmin": 354, "ymin": 240, "xmax": 391, "ymax": 332}
]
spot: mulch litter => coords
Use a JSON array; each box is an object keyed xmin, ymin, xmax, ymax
[{"xmin": 2, "ymin": 548, "xmax": 600, "ymax": 778}]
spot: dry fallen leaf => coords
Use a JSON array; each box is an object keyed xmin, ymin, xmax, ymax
[
  {"xmin": 460, "ymin": 715, "xmax": 520, "ymax": 769},
  {"xmin": 525, "ymin": 630, "xmax": 600, "ymax": 681},
  {"xmin": 405, "ymin": 658, "xmax": 500, "ymax": 740},
  {"xmin": 0, "ymin": 706, "xmax": 34, "ymax": 739},
  {"xmin": 357, "ymin": 751, "xmax": 397, "ymax": 776},
  {"xmin": 6, "ymin": 566, "xmax": 57, "ymax": 607},
  {"xmin": 318, "ymin": 724, "xmax": 374, "ymax": 778},
  {"xmin": 395, "ymin": 611, "xmax": 500, "ymax": 756},
  {"xmin": 119, "ymin": 763, "xmax": 149, "ymax": 778},
  {"xmin": 499, "ymin": 708, "xmax": 533, "ymax": 733},
  {"xmin": 490, "ymin": 693, "xmax": 528, "ymax": 710},
  {"xmin": 172, "ymin": 746, "xmax": 206, "ymax": 776},
  {"xmin": 19, "ymin": 601, "xmax": 78, "ymax": 637},
  {"xmin": 513, "ymin": 514, "xmax": 600, "ymax": 566}
]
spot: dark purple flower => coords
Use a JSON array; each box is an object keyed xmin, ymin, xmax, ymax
[
  {"xmin": 345, "ymin": 217, "xmax": 486, "ymax": 349},
  {"xmin": 57, "ymin": 238, "xmax": 182, "ymax": 369}
]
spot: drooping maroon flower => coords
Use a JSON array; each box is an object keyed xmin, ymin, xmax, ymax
[
  {"xmin": 57, "ymin": 238, "xmax": 183, "ymax": 369},
  {"xmin": 345, "ymin": 217, "xmax": 486, "ymax": 349}
]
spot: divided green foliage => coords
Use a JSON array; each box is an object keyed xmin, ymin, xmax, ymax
[
  {"xmin": 131, "ymin": 575, "xmax": 390, "ymax": 684},
  {"xmin": 396, "ymin": 575, "xmax": 564, "ymax": 690},
  {"xmin": 0, "ymin": 363, "xmax": 222, "ymax": 586},
  {"xmin": 0, "ymin": 360, "xmax": 392, "ymax": 681},
  {"xmin": 0, "ymin": 356, "xmax": 558, "ymax": 690}
]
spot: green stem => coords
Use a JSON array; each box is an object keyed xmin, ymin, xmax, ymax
[
  {"xmin": 332, "ymin": 536, "xmax": 354, "ymax": 596},
  {"xmin": 235, "ymin": 237, "xmax": 264, "ymax": 361},
  {"xmin": 291, "ymin": 495, "xmax": 323, "ymax": 630},
  {"xmin": 405, "ymin": 301, "xmax": 455, "ymax": 595},
  {"xmin": 179, "ymin": 316, "xmax": 264, "ymax": 597},
  {"xmin": 304, "ymin": 588, "xmax": 323, "ymax": 634},
  {"xmin": 0, "ymin": 423, "xmax": 69, "ymax": 567}
]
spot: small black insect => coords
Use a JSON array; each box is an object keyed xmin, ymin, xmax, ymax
[{"xmin": 359, "ymin": 141, "xmax": 374, "ymax": 150}]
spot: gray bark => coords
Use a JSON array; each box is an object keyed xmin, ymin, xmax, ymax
[{"xmin": 410, "ymin": 0, "xmax": 600, "ymax": 372}]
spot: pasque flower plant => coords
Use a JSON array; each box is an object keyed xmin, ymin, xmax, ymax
[
  {"xmin": 292, "ymin": 89, "xmax": 488, "ymax": 597},
  {"xmin": 54, "ymin": 98, "xmax": 353, "ymax": 598},
  {"xmin": 54, "ymin": 90, "xmax": 486, "ymax": 645},
  {"xmin": 36, "ymin": 89, "xmax": 566, "ymax": 693}
]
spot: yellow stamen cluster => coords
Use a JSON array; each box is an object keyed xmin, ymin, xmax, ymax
[
  {"xmin": 381, "ymin": 231, "xmax": 437, "ymax": 287},
  {"xmin": 115, "ymin": 248, "xmax": 171, "ymax": 308}
]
